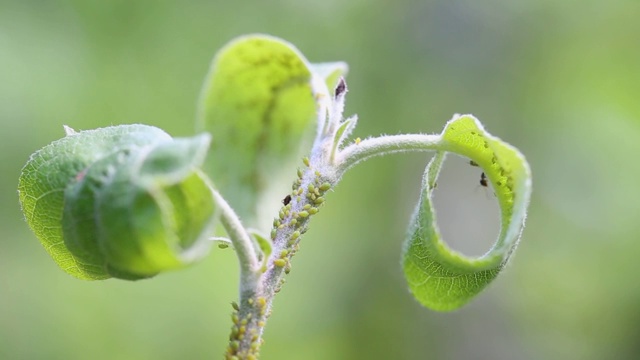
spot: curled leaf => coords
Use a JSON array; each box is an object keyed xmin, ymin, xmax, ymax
[
  {"xmin": 403, "ymin": 115, "xmax": 532, "ymax": 311},
  {"xmin": 18, "ymin": 125, "xmax": 217, "ymax": 280},
  {"xmin": 197, "ymin": 34, "xmax": 346, "ymax": 226}
]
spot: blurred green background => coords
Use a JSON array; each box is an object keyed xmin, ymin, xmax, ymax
[{"xmin": 2, "ymin": 1, "xmax": 639, "ymax": 359}]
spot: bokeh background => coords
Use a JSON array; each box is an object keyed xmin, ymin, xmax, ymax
[{"xmin": 2, "ymin": 1, "xmax": 639, "ymax": 359}]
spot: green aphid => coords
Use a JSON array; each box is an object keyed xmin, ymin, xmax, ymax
[
  {"xmin": 314, "ymin": 197, "xmax": 325, "ymax": 204},
  {"xmin": 319, "ymin": 182, "xmax": 331, "ymax": 191},
  {"xmin": 298, "ymin": 211, "xmax": 309, "ymax": 218},
  {"xmin": 274, "ymin": 259, "xmax": 287, "ymax": 267}
]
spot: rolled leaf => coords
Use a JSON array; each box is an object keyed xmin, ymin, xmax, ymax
[
  {"xmin": 18, "ymin": 125, "xmax": 217, "ymax": 280},
  {"xmin": 403, "ymin": 115, "xmax": 532, "ymax": 311}
]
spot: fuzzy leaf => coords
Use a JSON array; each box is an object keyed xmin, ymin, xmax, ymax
[
  {"xmin": 18, "ymin": 125, "xmax": 217, "ymax": 280},
  {"xmin": 250, "ymin": 230, "xmax": 272, "ymax": 269},
  {"xmin": 403, "ymin": 115, "xmax": 532, "ymax": 311},
  {"xmin": 197, "ymin": 34, "xmax": 345, "ymax": 226},
  {"xmin": 331, "ymin": 116, "xmax": 358, "ymax": 159}
]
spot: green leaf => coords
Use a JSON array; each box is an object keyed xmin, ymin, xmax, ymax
[
  {"xmin": 249, "ymin": 229, "xmax": 272, "ymax": 271},
  {"xmin": 197, "ymin": 34, "xmax": 345, "ymax": 225},
  {"xmin": 18, "ymin": 125, "xmax": 217, "ymax": 280},
  {"xmin": 403, "ymin": 115, "xmax": 532, "ymax": 311},
  {"xmin": 331, "ymin": 116, "xmax": 358, "ymax": 160}
]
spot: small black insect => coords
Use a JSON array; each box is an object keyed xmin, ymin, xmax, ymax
[
  {"xmin": 469, "ymin": 160, "xmax": 479, "ymax": 167},
  {"xmin": 282, "ymin": 194, "xmax": 292, "ymax": 206},
  {"xmin": 479, "ymin": 172, "xmax": 488, "ymax": 187},
  {"xmin": 334, "ymin": 77, "xmax": 347, "ymax": 98}
]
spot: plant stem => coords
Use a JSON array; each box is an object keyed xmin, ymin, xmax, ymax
[
  {"xmin": 335, "ymin": 134, "xmax": 441, "ymax": 175},
  {"xmin": 212, "ymin": 190, "xmax": 260, "ymax": 289},
  {"xmin": 225, "ymin": 153, "xmax": 335, "ymax": 359}
]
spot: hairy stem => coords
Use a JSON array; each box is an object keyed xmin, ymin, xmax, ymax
[
  {"xmin": 335, "ymin": 134, "xmax": 441, "ymax": 175},
  {"xmin": 225, "ymin": 150, "xmax": 336, "ymax": 359},
  {"xmin": 212, "ymin": 190, "xmax": 260, "ymax": 289}
]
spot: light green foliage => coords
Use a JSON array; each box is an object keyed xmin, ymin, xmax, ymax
[
  {"xmin": 15, "ymin": 31, "xmax": 532, "ymax": 358},
  {"xmin": 250, "ymin": 230, "xmax": 272, "ymax": 270},
  {"xmin": 197, "ymin": 34, "xmax": 345, "ymax": 225},
  {"xmin": 403, "ymin": 115, "xmax": 532, "ymax": 311},
  {"xmin": 7, "ymin": 3, "xmax": 637, "ymax": 359},
  {"xmin": 18, "ymin": 125, "xmax": 217, "ymax": 280}
]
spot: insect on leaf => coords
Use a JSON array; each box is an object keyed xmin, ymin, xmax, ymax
[{"xmin": 402, "ymin": 115, "xmax": 532, "ymax": 311}]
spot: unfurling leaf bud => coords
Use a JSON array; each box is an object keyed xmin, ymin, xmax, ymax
[{"xmin": 18, "ymin": 125, "xmax": 218, "ymax": 280}]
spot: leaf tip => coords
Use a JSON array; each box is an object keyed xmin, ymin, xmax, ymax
[{"xmin": 63, "ymin": 125, "xmax": 77, "ymax": 136}]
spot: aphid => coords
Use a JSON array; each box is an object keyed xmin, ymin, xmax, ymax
[
  {"xmin": 274, "ymin": 259, "xmax": 286, "ymax": 267},
  {"xmin": 480, "ymin": 172, "xmax": 488, "ymax": 187},
  {"xmin": 469, "ymin": 160, "xmax": 479, "ymax": 167},
  {"xmin": 282, "ymin": 194, "xmax": 292, "ymax": 206},
  {"xmin": 335, "ymin": 77, "xmax": 347, "ymax": 98}
]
